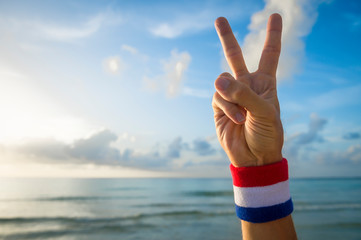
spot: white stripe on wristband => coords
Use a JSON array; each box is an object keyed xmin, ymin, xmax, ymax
[{"xmin": 233, "ymin": 180, "xmax": 291, "ymax": 208}]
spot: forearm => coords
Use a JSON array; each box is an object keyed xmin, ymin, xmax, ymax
[{"xmin": 241, "ymin": 215, "xmax": 297, "ymax": 240}]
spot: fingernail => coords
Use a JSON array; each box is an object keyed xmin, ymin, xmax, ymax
[
  {"xmin": 236, "ymin": 113, "xmax": 245, "ymax": 123},
  {"xmin": 216, "ymin": 77, "xmax": 230, "ymax": 91}
]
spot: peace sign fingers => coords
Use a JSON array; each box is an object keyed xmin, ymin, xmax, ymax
[
  {"xmin": 215, "ymin": 17, "xmax": 249, "ymax": 78},
  {"xmin": 258, "ymin": 13, "xmax": 283, "ymax": 77}
]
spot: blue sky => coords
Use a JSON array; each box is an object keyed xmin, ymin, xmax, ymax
[{"xmin": 0, "ymin": 0, "xmax": 360, "ymax": 178}]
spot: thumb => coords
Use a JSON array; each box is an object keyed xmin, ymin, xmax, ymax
[{"xmin": 214, "ymin": 73, "xmax": 269, "ymax": 116}]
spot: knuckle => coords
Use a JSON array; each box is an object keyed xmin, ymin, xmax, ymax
[
  {"xmin": 226, "ymin": 46, "xmax": 243, "ymax": 58},
  {"xmin": 234, "ymin": 82, "xmax": 248, "ymax": 99},
  {"xmin": 262, "ymin": 45, "xmax": 281, "ymax": 55},
  {"xmin": 219, "ymin": 72, "xmax": 233, "ymax": 79},
  {"xmin": 234, "ymin": 70, "xmax": 247, "ymax": 78}
]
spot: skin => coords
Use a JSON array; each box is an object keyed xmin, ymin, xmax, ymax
[{"xmin": 212, "ymin": 14, "xmax": 297, "ymax": 239}]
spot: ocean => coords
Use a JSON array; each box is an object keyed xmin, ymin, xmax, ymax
[{"xmin": 0, "ymin": 178, "xmax": 360, "ymax": 240}]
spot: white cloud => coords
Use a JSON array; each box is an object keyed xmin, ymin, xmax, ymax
[
  {"xmin": 120, "ymin": 132, "xmax": 137, "ymax": 143},
  {"xmin": 6, "ymin": 129, "xmax": 121, "ymax": 165},
  {"xmin": 282, "ymin": 113, "xmax": 361, "ymax": 177},
  {"xmin": 284, "ymin": 113, "xmax": 327, "ymax": 158},
  {"xmin": 143, "ymin": 49, "xmax": 191, "ymax": 98},
  {"xmin": 182, "ymin": 87, "xmax": 213, "ymax": 99},
  {"xmin": 316, "ymin": 144, "xmax": 361, "ymax": 164},
  {"xmin": 143, "ymin": 75, "xmax": 161, "ymax": 92},
  {"xmin": 295, "ymin": 113, "xmax": 327, "ymax": 144},
  {"xmin": 348, "ymin": 144, "xmax": 361, "ymax": 163},
  {"xmin": 164, "ymin": 50, "xmax": 191, "ymax": 97},
  {"xmin": 150, "ymin": 23, "xmax": 181, "ymax": 39},
  {"xmin": 241, "ymin": 0, "xmax": 319, "ymax": 80},
  {"xmin": 121, "ymin": 44, "xmax": 149, "ymax": 61},
  {"xmin": 149, "ymin": 10, "xmax": 214, "ymax": 38},
  {"xmin": 121, "ymin": 44, "xmax": 138, "ymax": 55},
  {"xmin": 1, "ymin": 130, "xmax": 223, "ymax": 173},
  {"xmin": 103, "ymin": 56, "xmax": 126, "ymax": 75},
  {"xmin": 34, "ymin": 15, "xmax": 103, "ymax": 41},
  {"xmin": 6, "ymin": 10, "xmax": 122, "ymax": 42}
]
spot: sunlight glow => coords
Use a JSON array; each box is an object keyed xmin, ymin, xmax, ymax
[{"xmin": 0, "ymin": 69, "xmax": 96, "ymax": 144}]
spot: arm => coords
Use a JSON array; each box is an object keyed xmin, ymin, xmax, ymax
[
  {"xmin": 241, "ymin": 215, "xmax": 296, "ymax": 240},
  {"xmin": 212, "ymin": 14, "xmax": 297, "ymax": 239}
]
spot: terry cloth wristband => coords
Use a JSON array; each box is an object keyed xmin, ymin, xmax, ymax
[{"xmin": 230, "ymin": 158, "xmax": 293, "ymax": 223}]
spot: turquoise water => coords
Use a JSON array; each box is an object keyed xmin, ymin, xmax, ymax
[{"xmin": 0, "ymin": 178, "xmax": 360, "ymax": 239}]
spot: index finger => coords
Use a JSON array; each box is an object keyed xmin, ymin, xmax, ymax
[
  {"xmin": 215, "ymin": 17, "xmax": 249, "ymax": 78},
  {"xmin": 258, "ymin": 13, "xmax": 283, "ymax": 77}
]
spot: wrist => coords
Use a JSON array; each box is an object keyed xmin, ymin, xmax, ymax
[
  {"xmin": 255, "ymin": 152, "xmax": 284, "ymax": 166},
  {"xmin": 228, "ymin": 152, "xmax": 283, "ymax": 167}
]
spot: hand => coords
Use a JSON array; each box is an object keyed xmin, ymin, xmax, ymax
[{"xmin": 212, "ymin": 14, "xmax": 284, "ymax": 167}]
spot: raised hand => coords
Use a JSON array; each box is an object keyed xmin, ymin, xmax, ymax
[{"xmin": 212, "ymin": 14, "xmax": 284, "ymax": 167}]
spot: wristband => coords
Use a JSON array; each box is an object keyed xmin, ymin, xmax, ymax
[{"xmin": 230, "ymin": 158, "xmax": 293, "ymax": 223}]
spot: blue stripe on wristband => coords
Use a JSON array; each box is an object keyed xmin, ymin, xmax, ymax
[{"xmin": 235, "ymin": 198, "xmax": 294, "ymax": 223}]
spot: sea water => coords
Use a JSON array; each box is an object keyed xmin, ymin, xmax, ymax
[{"xmin": 0, "ymin": 178, "xmax": 360, "ymax": 240}]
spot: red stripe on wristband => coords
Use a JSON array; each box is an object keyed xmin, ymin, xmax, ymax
[{"xmin": 230, "ymin": 158, "xmax": 289, "ymax": 187}]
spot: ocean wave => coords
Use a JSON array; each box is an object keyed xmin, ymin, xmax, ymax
[
  {"xmin": 298, "ymin": 222, "xmax": 361, "ymax": 230},
  {"xmin": 294, "ymin": 202, "xmax": 361, "ymax": 211},
  {"xmin": 0, "ymin": 210, "xmax": 234, "ymax": 239},
  {"xmin": 135, "ymin": 202, "xmax": 230, "ymax": 208},
  {"xmin": 0, "ymin": 210, "xmax": 234, "ymax": 225},
  {"xmin": 182, "ymin": 190, "xmax": 233, "ymax": 197},
  {"xmin": 0, "ymin": 221, "xmax": 155, "ymax": 240},
  {"xmin": 135, "ymin": 203, "xmax": 181, "ymax": 208}
]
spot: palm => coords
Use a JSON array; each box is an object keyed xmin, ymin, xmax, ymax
[{"xmin": 212, "ymin": 15, "xmax": 284, "ymax": 167}]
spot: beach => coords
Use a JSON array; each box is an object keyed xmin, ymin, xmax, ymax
[{"xmin": 0, "ymin": 178, "xmax": 360, "ymax": 239}]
